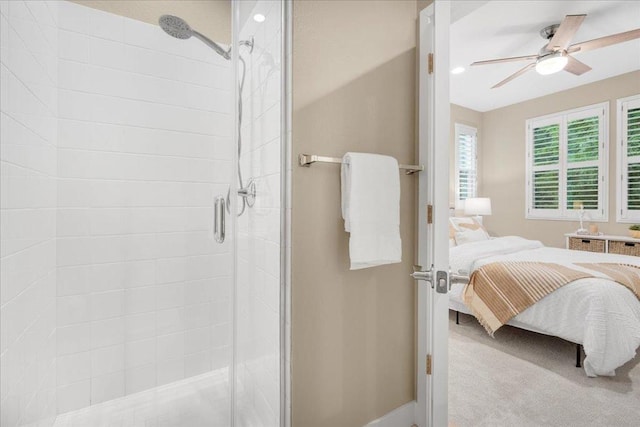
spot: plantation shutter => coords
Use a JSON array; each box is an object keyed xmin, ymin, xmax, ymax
[
  {"xmin": 527, "ymin": 103, "xmax": 608, "ymax": 220},
  {"xmin": 455, "ymin": 124, "xmax": 477, "ymax": 209},
  {"xmin": 565, "ymin": 114, "xmax": 601, "ymax": 212},
  {"xmin": 530, "ymin": 121, "xmax": 560, "ymax": 216},
  {"xmin": 619, "ymin": 96, "xmax": 640, "ymax": 222}
]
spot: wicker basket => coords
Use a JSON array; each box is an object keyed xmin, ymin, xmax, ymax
[
  {"xmin": 609, "ymin": 240, "xmax": 640, "ymax": 257},
  {"xmin": 568, "ymin": 237, "xmax": 605, "ymax": 253}
]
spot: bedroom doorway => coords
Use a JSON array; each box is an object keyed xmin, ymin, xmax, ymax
[
  {"xmin": 447, "ymin": 1, "xmax": 640, "ymax": 426},
  {"xmin": 415, "ymin": 2, "xmax": 451, "ymax": 426}
]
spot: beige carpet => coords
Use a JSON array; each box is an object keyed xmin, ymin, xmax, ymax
[{"xmin": 448, "ymin": 311, "xmax": 640, "ymax": 427}]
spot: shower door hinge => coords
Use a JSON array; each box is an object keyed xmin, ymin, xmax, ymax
[
  {"xmin": 428, "ymin": 53, "xmax": 434, "ymax": 74},
  {"xmin": 426, "ymin": 354, "xmax": 432, "ymax": 375},
  {"xmin": 427, "ymin": 204, "xmax": 433, "ymax": 224}
]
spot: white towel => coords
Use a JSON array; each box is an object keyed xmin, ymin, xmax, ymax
[{"xmin": 341, "ymin": 152, "xmax": 402, "ymax": 270}]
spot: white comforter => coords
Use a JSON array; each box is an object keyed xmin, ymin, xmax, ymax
[{"xmin": 450, "ymin": 236, "xmax": 640, "ymax": 377}]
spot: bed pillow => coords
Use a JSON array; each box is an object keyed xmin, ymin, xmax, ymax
[
  {"xmin": 450, "ymin": 216, "xmax": 487, "ymax": 234},
  {"xmin": 454, "ymin": 228, "xmax": 489, "ymax": 245}
]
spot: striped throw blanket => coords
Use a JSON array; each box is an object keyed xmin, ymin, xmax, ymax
[
  {"xmin": 576, "ymin": 263, "xmax": 640, "ymax": 300},
  {"xmin": 463, "ymin": 262, "xmax": 640, "ymax": 335}
]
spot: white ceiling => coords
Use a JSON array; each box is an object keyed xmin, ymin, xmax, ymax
[{"xmin": 450, "ymin": 1, "xmax": 640, "ymax": 112}]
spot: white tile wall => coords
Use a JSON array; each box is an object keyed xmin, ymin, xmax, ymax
[
  {"xmin": 0, "ymin": 1, "xmax": 59, "ymax": 426},
  {"xmin": 53, "ymin": 1, "xmax": 234, "ymax": 415},
  {"xmin": 235, "ymin": 1, "xmax": 284, "ymax": 426}
]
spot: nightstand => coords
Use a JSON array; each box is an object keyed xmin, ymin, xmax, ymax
[{"xmin": 564, "ymin": 233, "xmax": 640, "ymax": 257}]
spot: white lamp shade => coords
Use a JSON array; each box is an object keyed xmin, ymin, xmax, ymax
[{"xmin": 464, "ymin": 198, "xmax": 492, "ymax": 216}]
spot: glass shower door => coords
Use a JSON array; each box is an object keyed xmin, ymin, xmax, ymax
[{"xmin": 232, "ymin": 0, "xmax": 286, "ymax": 425}]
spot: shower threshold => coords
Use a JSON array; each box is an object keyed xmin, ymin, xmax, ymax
[{"xmin": 53, "ymin": 369, "xmax": 230, "ymax": 427}]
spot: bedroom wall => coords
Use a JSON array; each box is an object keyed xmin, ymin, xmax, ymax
[
  {"xmin": 450, "ymin": 103, "xmax": 483, "ymax": 209},
  {"xmin": 291, "ymin": 1, "xmax": 417, "ymax": 426},
  {"xmin": 482, "ymin": 70, "xmax": 640, "ymax": 248}
]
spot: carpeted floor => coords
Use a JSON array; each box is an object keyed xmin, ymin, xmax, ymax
[{"xmin": 448, "ymin": 311, "xmax": 640, "ymax": 427}]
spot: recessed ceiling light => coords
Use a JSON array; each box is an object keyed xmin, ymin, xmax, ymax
[
  {"xmin": 451, "ymin": 67, "xmax": 465, "ymax": 75},
  {"xmin": 253, "ymin": 14, "xmax": 265, "ymax": 23}
]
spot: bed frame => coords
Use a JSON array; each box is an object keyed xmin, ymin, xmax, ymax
[{"xmin": 452, "ymin": 309, "xmax": 584, "ymax": 368}]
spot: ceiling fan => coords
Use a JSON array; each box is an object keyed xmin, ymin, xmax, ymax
[{"xmin": 471, "ymin": 14, "xmax": 640, "ymax": 88}]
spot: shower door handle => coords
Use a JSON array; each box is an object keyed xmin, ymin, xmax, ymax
[{"xmin": 214, "ymin": 196, "xmax": 225, "ymax": 243}]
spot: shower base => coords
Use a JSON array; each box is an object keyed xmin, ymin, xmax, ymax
[{"xmin": 53, "ymin": 369, "xmax": 230, "ymax": 427}]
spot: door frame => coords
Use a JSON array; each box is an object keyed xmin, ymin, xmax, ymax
[{"xmin": 416, "ymin": 2, "xmax": 450, "ymax": 426}]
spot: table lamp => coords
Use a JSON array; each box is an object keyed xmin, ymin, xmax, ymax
[{"xmin": 464, "ymin": 197, "xmax": 492, "ymax": 224}]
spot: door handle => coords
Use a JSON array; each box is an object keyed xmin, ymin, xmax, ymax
[
  {"xmin": 449, "ymin": 272, "xmax": 469, "ymax": 286},
  {"xmin": 411, "ymin": 269, "xmax": 434, "ymax": 282},
  {"xmin": 411, "ymin": 266, "xmax": 466, "ymax": 294},
  {"xmin": 214, "ymin": 196, "xmax": 225, "ymax": 243},
  {"xmin": 411, "ymin": 264, "xmax": 432, "ymax": 281}
]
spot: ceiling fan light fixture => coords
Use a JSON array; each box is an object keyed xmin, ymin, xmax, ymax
[{"xmin": 535, "ymin": 51, "xmax": 568, "ymax": 75}]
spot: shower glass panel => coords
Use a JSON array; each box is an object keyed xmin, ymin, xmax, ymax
[
  {"xmin": 233, "ymin": 1, "xmax": 284, "ymax": 425},
  {"xmin": 0, "ymin": 0, "xmax": 283, "ymax": 425}
]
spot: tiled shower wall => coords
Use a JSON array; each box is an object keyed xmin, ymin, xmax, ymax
[
  {"xmin": 1, "ymin": 1, "xmax": 236, "ymax": 423},
  {"xmin": 236, "ymin": 1, "xmax": 283, "ymax": 425},
  {"xmin": 0, "ymin": 1, "xmax": 59, "ymax": 426},
  {"xmin": 54, "ymin": 1, "xmax": 233, "ymax": 413}
]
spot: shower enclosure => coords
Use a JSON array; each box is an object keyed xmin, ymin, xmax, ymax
[{"xmin": 0, "ymin": 0, "xmax": 288, "ymax": 426}]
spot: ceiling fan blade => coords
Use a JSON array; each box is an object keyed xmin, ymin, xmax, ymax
[
  {"xmin": 492, "ymin": 62, "xmax": 536, "ymax": 89},
  {"xmin": 472, "ymin": 54, "xmax": 538, "ymax": 66},
  {"xmin": 546, "ymin": 14, "xmax": 586, "ymax": 51},
  {"xmin": 568, "ymin": 28, "xmax": 640, "ymax": 54},
  {"xmin": 564, "ymin": 56, "xmax": 592, "ymax": 75}
]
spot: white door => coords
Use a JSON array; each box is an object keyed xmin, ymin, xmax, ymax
[{"xmin": 415, "ymin": 2, "xmax": 450, "ymax": 427}]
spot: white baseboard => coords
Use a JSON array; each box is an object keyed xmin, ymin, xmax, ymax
[{"xmin": 363, "ymin": 401, "xmax": 416, "ymax": 427}]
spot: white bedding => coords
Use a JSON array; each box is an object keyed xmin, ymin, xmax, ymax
[{"xmin": 449, "ymin": 236, "xmax": 640, "ymax": 377}]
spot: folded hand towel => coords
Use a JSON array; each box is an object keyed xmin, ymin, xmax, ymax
[{"xmin": 341, "ymin": 152, "xmax": 402, "ymax": 270}]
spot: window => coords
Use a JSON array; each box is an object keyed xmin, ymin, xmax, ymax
[
  {"xmin": 454, "ymin": 123, "xmax": 477, "ymax": 209},
  {"xmin": 617, "ymin": 95, "xmax": 640, "ymax": 222},
  {"xmin": 526, "ymin": 103, "xmax": 608, "ymax": 221}
]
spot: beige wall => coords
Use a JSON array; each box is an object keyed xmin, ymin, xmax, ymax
[
  {"xmin": 70, "ymin": 0, "xmax": 231, "ymax": 43},
  {"xmin": 450, "ymin": 104, "xmax": 483, "ymax": 208},
  {"xmin": 481, "ymin": 71, "xmax": 640, "ymax": 248},
  {"xmin": 291, "ymin": 1, "xmax": 418, "ymax": 426}
]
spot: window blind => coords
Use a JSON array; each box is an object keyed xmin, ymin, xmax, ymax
[
  {"xmin": 566, "ymin": 116, "xmax": 600, "ymax": 210},
  {"xmin": 455, "ymin": 124, "xmax": 477, "ymax": 208},
  {"xmin": 526, "ymin": 103, "xmax": 607, "ymax": 221},
  {"xmin": 618, "ymin": 96, "xmax": 640, "ymax": 222},
  {"xmin": 531, "ymin": 123, "xmax": 560, "ymax": 211}
]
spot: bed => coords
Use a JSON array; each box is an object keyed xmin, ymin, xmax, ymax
[{"xmin": 448, "ymin": 229, "xmax": 640, "ymax": 377}]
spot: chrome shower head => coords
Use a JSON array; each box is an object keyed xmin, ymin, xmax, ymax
[
  {"xmin": 159, "ymin": 15, "xmax": 192, "ymax": 40},
  {"xmin": 158, "ymin": 14, "xmax": 231, "ymax": 60}
]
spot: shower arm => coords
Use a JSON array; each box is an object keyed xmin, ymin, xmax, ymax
[{"xmin": 191, "ymin": 30, "xmax": 231, "ymax": 60}]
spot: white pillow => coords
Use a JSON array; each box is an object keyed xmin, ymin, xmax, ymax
[
  {"xmin": 454, "ymin": 228, "xmax": 489, "ymax": 245},
  {"xmin": 450, "ymin": 217, "xmax": 476, "ymax": 229}
]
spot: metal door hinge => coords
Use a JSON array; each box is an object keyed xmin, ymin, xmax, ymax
[
  {"xmin": 426, "ymin": 354, "xmax": 432, "ymax": 375},
  {"xmin": 427, "ymin": 204, "xmax": 433, "ymax": 224},
  {"xmin": 428, "ymin": 53, "xmax": 434, "ymax": 74}
]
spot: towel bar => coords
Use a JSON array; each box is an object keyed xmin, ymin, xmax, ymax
[{"xmin": 298, "ymin": 153, "xmax": 424, "ymax": 175}]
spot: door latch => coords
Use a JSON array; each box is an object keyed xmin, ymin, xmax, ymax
[{"xmin": 435, "ymin": 270, "xmax": 448, "ymax": 294}]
